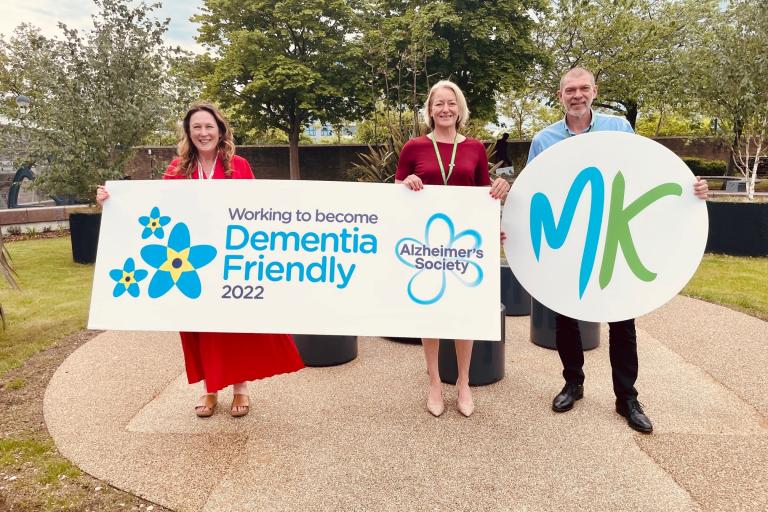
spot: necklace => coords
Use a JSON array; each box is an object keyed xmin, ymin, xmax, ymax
[{"xmin": 429, "ymin": 132, "xmax": 458, "ymax": 185}]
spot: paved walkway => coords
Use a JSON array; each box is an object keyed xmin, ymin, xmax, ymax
[{"xmin": 44, "ymin": 296, "xmax": 768, "ymax": 511}]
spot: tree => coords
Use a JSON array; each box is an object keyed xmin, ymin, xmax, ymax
[
  {"xmin": 536, "ymin": 0, "xmax": 718, "ymax": 128},
  {"xmin": 498, "ymin": 87, "xmax": 561, "ymax": 139},
  {"xmin": 0, "ymin": 0, "xmax": 180, "ymax": 201},
  {"xmin": 194, "ymin": 0, "xmax": 372, "ymax": 180},
  {"xmin": 360, "ymin": 0, "xmax": 545, "ymax": 135},
  {"xmin": 688, "ymin": 0, "xmax": 768, "ymax": 198}
]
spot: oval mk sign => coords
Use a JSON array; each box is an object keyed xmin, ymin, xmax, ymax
[{"xmin": 502, "ymin": 132, "xmax": 708, "ymax": 322}]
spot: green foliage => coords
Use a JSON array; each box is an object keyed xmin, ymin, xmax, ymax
[
  {"xmin": 536, "ymin": 0, "xmax": 718, "ymax": 126},
  {"xmin": 686, "ymin": 0, "xmax": 768, "ymax": 198},
  {"xmin": 195, "ymin": 0, "xmax": 372, "ymax": 178},
  {"xmin": 348, "ymin": 124, "xmax": 416, "ymax": 183},
  {"xmin": 0, "ymin": 0, "xmax": 186, "ymax": 201},
  {"xmin": 356, "ymin": 109, "xmax": 417, "ymax": 145},
  {"xmin": 360, "ymin": 0, "xmax": 545, "ymax": 127},
  {"xmin": 462, "ymin": 120, "xmax": 494, "ymax": 142},
  {"xmin": 682, "ymin": 158, "xmax": 727, "ymax": 177},
  {"xmin": 499, "ymin": 88, "xmax": 563, "ymax": 139},
  {"xmin": 635, "ymin": 112, "xmax": 715, "ymax": 137},
  {"xmin": 237, "ymin": 127, "xmax": 312, "ymax": 145}
]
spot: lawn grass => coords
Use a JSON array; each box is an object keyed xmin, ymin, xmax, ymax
[
  {"xmin": 0, "ymin": 438, "xmax": 81, "ymax": 484},
  {"xmin": 0, "ymin": 237, "xmax": 93, "ymax": 377},
  {"xmin": 682, "ymin": 253, "xmax": 768, "ymax": 321}
]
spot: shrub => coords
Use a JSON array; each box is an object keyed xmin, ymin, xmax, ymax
[{"xmin": 682, "ymin": 157, "xmax": 727, "ymax": 176}]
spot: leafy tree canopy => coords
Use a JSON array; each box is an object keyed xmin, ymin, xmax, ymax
[{"xmin": 0, "ymin": 0, "xmax": 189, "ymax": 201}]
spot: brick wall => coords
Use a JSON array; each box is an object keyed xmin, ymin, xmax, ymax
[
  {"xmin": 125, "ymin": 144, "xmax": 378, "ymax": 181},
  {"xmin": 124, "ymin": 137, "xmax": 731, "ymax": 182}
]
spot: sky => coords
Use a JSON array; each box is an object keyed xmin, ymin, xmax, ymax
[{"xmin": 0, "ymin": 0, "xmax": 206, "ymax": 53}]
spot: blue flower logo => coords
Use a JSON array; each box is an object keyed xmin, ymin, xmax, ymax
[
  {"xmin": 138, "ymin": 206, "xmax": 171, "ymax": 239},
  {"xmin": 395, "ymin": 213, "xmax": 484, "ymax": 305},
  {"xmin": 109, "ymin": 257, "xmax": 148, "ymax": 298},
  {"xmin": 140, "ymin": 222, "xmax": 217, "ymax": 299}
]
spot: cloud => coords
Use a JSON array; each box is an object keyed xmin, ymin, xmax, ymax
[{"xmin": 1, "ymin": 0, "xmax": 205, "ymax": 53}]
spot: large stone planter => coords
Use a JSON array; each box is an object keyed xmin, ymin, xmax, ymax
[
  {"xmin": 437, "ymin": 303, "xmax": 506, "ymax": 386},
  {"xmin": 530, "ymin": 298, "xmax": 599, "ymax": 351},
  {"xmin": 292, "ymin": 335, "xmax": 358, "ymax": 367},
  {"xmin": 69, "ymin": 212, "xmax": 101, "ymax": 264},
  {"xmin": 706, "ymin": 201, "xmax": 768, "ymax": 256},
  {"xmin": 500, "ymin": 264, "xmax": 531, "ymax": 316}
]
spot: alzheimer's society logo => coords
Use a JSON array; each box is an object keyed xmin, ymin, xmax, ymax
[
  {"xmin": 107, "ymin": 207, "xmax": 217, "ymax": 299},
  {"xmin": 395, "ymin": 213, "xmax": 484, "ymax": 304},
  {"xmin": 503, "ymin": 132, "xmax": 708, "ymax": 322}
]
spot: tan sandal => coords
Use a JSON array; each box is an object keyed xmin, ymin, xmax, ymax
[
  {"xmin": 230, "ymin": 394, "xmax": 250, "ymax": 418},
  {"xmin": 195, "ymin": 394, "xmax": 218, "ymax": 418}
]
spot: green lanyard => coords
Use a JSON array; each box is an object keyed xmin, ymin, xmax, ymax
[{"xmin": 430, "ymin": 133, "xmax": 458, "ymax": 185}]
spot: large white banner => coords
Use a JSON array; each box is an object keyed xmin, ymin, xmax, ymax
[
  {"xmin": 89, "ymin": 180, "xmax": 501, "ymax": 340},
  {"xmin": 502, "ymin": 132, "xmax": 708, "ymax": 322}
]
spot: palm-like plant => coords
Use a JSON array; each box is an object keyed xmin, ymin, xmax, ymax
[{"xmin": 348, "ymin": 123, "xmax": 414, "ymax": 184}]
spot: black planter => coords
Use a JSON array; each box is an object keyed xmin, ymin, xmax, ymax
[
  {"xmin": 706, "ymin": 201, "xmax": 768, "ymax": 256},
  {"xmin": 530, "ymin": 298, "xmax": 600, "ymax": 351},
  {"xmin": 383, "ymin": 336, "xmax": 421, "ymax": 344},
  {"xmin": 500, "ymin": 264, "xmax": 531, "ymax": 316},
  {"xmin": 69, "ymin": 212, "xmax": 102, "ymax": 264},
  {"xmin": 438, "ymin": 303, "xmax": 506, "ymax": 386},
  {"xmin": 292, "ymin": 334, "xmax": 358, "ymax": 367}
]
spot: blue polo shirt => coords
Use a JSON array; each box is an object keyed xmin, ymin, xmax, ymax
[{"xmin": 527, "ymin": 110, "xmax": 633, "ymax": 164}]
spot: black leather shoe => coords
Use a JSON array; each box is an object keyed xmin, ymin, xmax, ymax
[
  {"xmin": 616, "ymin": 398, "xmax": 653, "ymax": 433},
  {"xmin": 552, "ymin": 383, "xmax": 583, "ymax": 412}
]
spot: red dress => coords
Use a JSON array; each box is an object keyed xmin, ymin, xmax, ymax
[
  {"xmin": 396, "ymin": 135, "xmax": 491, "ymax": 186},
  {"xmin": 164, "ymin": 155, "xmax": 304, "ymax": 392}
]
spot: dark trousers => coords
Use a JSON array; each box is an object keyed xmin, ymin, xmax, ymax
[{"xmin": 555, "ymin": 314, "xmax": 638, "ymax": 400}]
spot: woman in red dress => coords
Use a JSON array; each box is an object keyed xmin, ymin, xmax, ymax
[
  {"xmin": 97, "ymin": 102, "xmax": 304, "ymax": 418},
  {"xmin": 395, "ymin": 80, "xmax": 509, "ymax": 418}
]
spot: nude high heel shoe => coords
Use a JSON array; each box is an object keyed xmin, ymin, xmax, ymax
[
  {"xmin": 427, "ymin": 398, "xmax": 445, "ymax": 417},
  {"xmin": 457, "ymin": 386, "xmax": 474, "ymax": 417}
]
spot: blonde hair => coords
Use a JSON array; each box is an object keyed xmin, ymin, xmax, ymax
[
  {"xmin": 173, "ymin": 102, "xmax": 236, "ymax": 178},
  {"xmin": 422, "ymin": 80, "xmax": 470, "ymax": 130}
]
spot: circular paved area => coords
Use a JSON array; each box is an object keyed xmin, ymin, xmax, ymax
[{"xmin": 44, "ymin": 296, "xmax": 768, "ymax": 511}]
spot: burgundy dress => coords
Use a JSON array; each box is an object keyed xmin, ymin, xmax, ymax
[
  {"xmin": 164, "ymin": 155, "xmax": 304, "ymax": 392},
  {"xmin": 395, "ymin": 135, "xmax": 491, "ymax": 186}
]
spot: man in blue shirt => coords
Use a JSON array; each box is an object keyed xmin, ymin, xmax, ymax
[{"xmin": 527, "ymin": 67, "xmax": 709, "ymax": 434}]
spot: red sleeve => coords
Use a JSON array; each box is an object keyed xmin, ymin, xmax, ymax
[
  {"xmin": 474, "ymin": 140, "xmax": 491, "ymax": 186},
  {"xmin": 395, "ymin": 140, "xmax": 417, "ymax": 181},
  {"xmin": 163, "ymin": 158, "xmax": 185, "ymax": 180},
  {"xmin": 232, "ymin": 155, "xmax": 255, "ymax": 179}
]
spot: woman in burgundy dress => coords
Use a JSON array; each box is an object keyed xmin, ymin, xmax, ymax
[
  {"xmin": 97, "ymin": 102, "xmax": 304, "ymax": 418},
  {"xmin": 395, "ymin": 80, "xmax": 509, "ymax": 418}
]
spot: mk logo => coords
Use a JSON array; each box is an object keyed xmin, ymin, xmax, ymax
[{"xmin": 530, "ymin": 167, "xmax": 683, "ymax": 298}]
